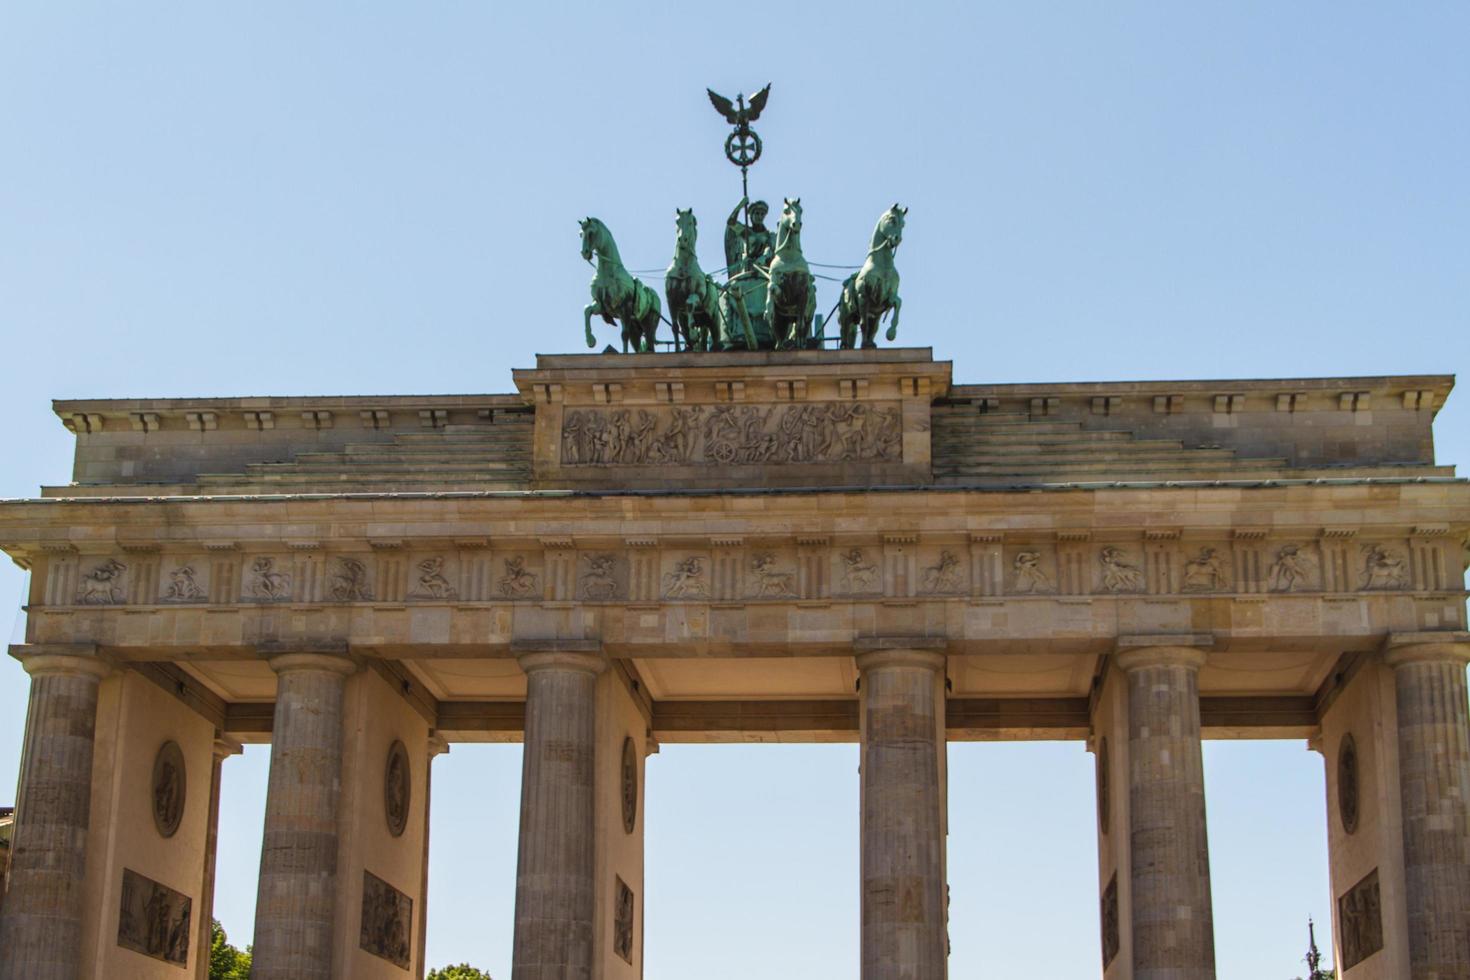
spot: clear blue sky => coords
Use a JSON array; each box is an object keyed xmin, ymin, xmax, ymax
[{"xmin": 2, "ymin": 3, "xmax": 1467, "ymax": 977}]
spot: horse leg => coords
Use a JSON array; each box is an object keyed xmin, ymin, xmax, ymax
[
  {"xmin": 885, "ymin": 296, "xmax": 901, "ymax": 343},
  {"xmin": 584, "ymin": 303, "xmax": 601, "ymax": 349}
]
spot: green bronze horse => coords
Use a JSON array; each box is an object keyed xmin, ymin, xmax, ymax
[
  {"xmin": 664, "ymin": 209, "xmax": 720, "ymax": 352},
  {"xmin": 765, "ymin": 198, "xmax": 817, "ymax": 350},
  {"xmin": 837, "ymin": 204, "xmax": 906, "ymax": 349},
  {"xmin": 580, "ymin": 217, "xmax": 661, "ymax": 353}
]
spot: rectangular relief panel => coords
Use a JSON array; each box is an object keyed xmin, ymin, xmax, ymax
[
  {"xmin": 116, "ymin": 867, "xmax": 192, "ymax": 966},
  {"xmin": 360, "ymin": 869, "xmax": 414, "ymax": 970}
]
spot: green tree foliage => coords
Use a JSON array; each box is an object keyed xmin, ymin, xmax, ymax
[
  {"xmin": 427, "ymin": 965, "xmax": 495, "ymax": 980},
  {"xmin": 208, "ymin": 919, "xmax": 252, "ymax": 980}
]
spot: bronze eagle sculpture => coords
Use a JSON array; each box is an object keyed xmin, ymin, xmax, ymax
[{"xmin": 707, "ymin": 84, "xmax": 772, "ymax": 129}]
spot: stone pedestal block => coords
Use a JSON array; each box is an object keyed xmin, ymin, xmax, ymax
[
  {"xmin": 251, "ymin": 652, "xmax": 358, "ymax": 980},
  {"xmin": 857, "ymin": 646, "xmax": 948, "ymax": 980},
  {"xmin": 1117, "ymin": 645, "xmax": 1216, "ymax": 980},
  {"xmin": 0, "ymin": 649, "xmax": 110, "ymax": 980},
  {"xmin": 1384, "ymin": 639, "xmax": 1470, "ymax": 979}
]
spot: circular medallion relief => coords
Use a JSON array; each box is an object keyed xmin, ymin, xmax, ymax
[
  {"xmin": 1096, "ymin": 737, "xmax": 1111, "ymax": 836},
  {"xmin": 620, "ymin": 736, "xmax": 638, "ymax": 835},
  {"xmin": 384, "ymin": 740, "xmax": 411, "ymax": 838},
  {"xmin": 1338, "ymin": 733, "xmax": 1360, "ymax": 836},
  {"xmin": 151, "ymin": 740, "xmax": 186, "ymax": 839}
]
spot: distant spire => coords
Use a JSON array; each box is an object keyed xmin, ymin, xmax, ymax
[{"xmin": 1306, "ymin": 918, "xmax": 1325, "ymax": 980}]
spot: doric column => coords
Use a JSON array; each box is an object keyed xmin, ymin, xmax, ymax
[
  {"xmin": 196, "ymin": 735, "xmax": 242, "ymax": 980},
  {"xmin": 1117, "ymin": 642, "xmax": 1216, "ymax": 980},
  {"xmin": 416, "ymin": 732, "xmax": 449, "ymax": 980},
  {"xmin": 512, "ymin": 647, "xmax": 605, "ymax": 980},
  {"xmin": 1383, "ymin": 635, "xmax": 1470, "ymax": 979},
  {"xmin": 0, "ymin": 647, "xmax": 111, "ymax": 980},
  {"xmin": 250, "ymin": 652, "xmax": 358, "ymax": 980},
  {"xmin": 856, "ymin": 644, "xmax": 947, "ymax": 980}
]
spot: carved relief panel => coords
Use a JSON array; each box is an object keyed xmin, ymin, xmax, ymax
[
  {"xmin": 151, "ymin": 740, "xmax": 186, "ymax": 839},
  {"xmin": 1357, "ymin": 542, "xmax": 1410, "ymax": 591},
  {"xmin": 161, "ymin": 560, "xmax": 208, "ymax": 603},
  {"xmin": 835, "ymin": 546, "xmax": 882, "ymax": 597},
  {"xmin": 746, "ymin": 550, "xmax": 799, "ymax": 600},
  {"xmin": 579, "ymin": 552, "xmax": 628, "ymax": 601},
  {"xmin": 1100, "ymin": 872, "xmax": 1119, "ymax": 969},
  {"xmin": 613, "ymin": 875, "xmax": 636, "ymax": 964},
  {"xmin": 660, "ymin": 553, "xmax": 712, "ymax": 600},
  {"xmin": 360, "ymin": 870, "xmax": 414, "ymax": 969},
  {"xmin": 1095, "ymin": 545, "xmax": 1145, "ymax": 595},
  {"xmin": 117, "ymin": 868, "xmax": 191, "ymax": 966},
  {"xmin": 1180, "ymin": 546, "xmax": 1230, "ymax": 593},
  {"xmin": 245, "ymin": 556, "xmax": 293, "ymax": 602},
  {"xmin": 1337, "ymin": 869, "xmax": 1383, "ymax": 970},
  {"xmin": 1006, "ymin": 545, "xmax": 1057, "ymax": 596},
  {"xmin": 408, "ymin": 555, "xmax": 459, "ymax": 600},
  {"xmin": 918, "ymin": 547, "xmax": 967, "ymax": 596},
  {"xmin": 77, "ymin": 557, "xmax": 128, "ymax": 605}
]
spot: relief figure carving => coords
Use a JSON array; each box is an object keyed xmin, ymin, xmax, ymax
[
  {"xmin": 329, "ymin": 557, "xmax": 372, "ymax": 601},
  {"xmin": 561, "ymin": 402, "xmax": 901, "ymax": 467},
  {"xmin": 1098, "ymin": 547, "xmax": 1144, "ymax": 593},
  {"xmin": 163, "ymin": 564, "xmax": 205, "ymax": 602},
  {"xmin": 410, "ymin": 556, "xmax": 458, "ymax": 600},
  {"xmin": 1268, "ymin": 545, "xmax": 1316, "ymax": 592},
  {"xmin": 498, "ymin": 557, "xmax": 539, "ymax": 598},
  {"xmin": 613, "ymin": 876, "xmax": 635, "ymax": 964},
  {"xmin": 581, "ymin": 554, "xmax": 619, "ymax": 600},
  {"xmin": 1011, "ymin": 552, "xmax": 1052, "ymax": 594},
  {"xmin": 1337, "ymin": 869, "xmax": 1383, "ymax": 970},
  {"xmin": 1359, "ymin": 544, "xmax": 1408, "ymax": 590},
  {"xmin": 1181, "ymin": 547, "xmax": 1226, "ymax": 593},
  {"xmin": 839, "ymin": 549, "xmax": 880, "ymax": 593},
  {"xmin": 117, "ymin": 868, "xmax": 191, "ymax": 966},
  {"xmin": 359, "ymin": 871, "xmax": 413, "ymax": 969},
  {"xmin": 748, "ymin": 554, "xmax": 797, "ymax": 598},
  {"xmin": 920, "ymin": 550, "xmax": 964, "ymax": 594},
  {"xmin": 151, "ymin": 741, "xmax": 186, "ymax": 839},
  {"xmin": 77, "ymin": 558, "xmax": 127, "ymax": 605},
  {"xmin": 661, "ymin": 556, "xmax": 709, "ymax": 599},
  {"xmin": 248, "ymin": 557, "xmax": 292, "ymax": 601}
]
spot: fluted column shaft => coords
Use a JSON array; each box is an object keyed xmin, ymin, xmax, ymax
[
  {"xmin": 0, "ymin": 652, "xmax": 110, "ymax": 980},
  {"xmin": 250, "ymin": 653, "xmax": 357, "ymax": 980},
  {"xmin": 512, "ymin": 651, "xmax": 604, "ymax": 980},
  {"xmin": 858, "ymin": 648, "xmax": 947, "ymax": 980},
  {"xmin": 1119, "ymin": 646, "xmax": 1216, "ymax": 980},
  {"xmin": 1385, "ymin": 641, "xmax": 1470, "ymax": 979}
]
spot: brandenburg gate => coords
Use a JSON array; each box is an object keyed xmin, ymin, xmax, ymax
[{"xmin": 0, "ymin": 348, "xmax": 1466, "ymax": 978}]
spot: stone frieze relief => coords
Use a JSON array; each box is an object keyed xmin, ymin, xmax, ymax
[{"xmin": 560, "ymin": 402, "xmax": 902, "ymax": 467}]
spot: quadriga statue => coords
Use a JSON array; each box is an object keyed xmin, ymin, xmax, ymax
[{"xmin": 837, "ymin": 204, "xmax": 906, "ymax": 349}]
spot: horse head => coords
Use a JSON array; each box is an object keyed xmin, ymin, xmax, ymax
[
  {"xmin": 580, "ymin": 217, "xmax": 610, "ymax": 262},
  {"xmin": 777, "ymin": 198, "xmax": 804, "ymax": 253},
  {"xmin": 872, "ymin": 204, "xmax": 907, "ymax": 253},
  {"xmin": 674, "ymin": 208, "xmax": 697, "ymax": 251}
]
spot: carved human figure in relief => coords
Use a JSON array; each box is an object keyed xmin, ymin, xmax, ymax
[
  {"xmin": 1098, "ymin": 547, "xmax": 1144, "ymax": 593},
  {"xmin": 329, "ymin": 557, "xmax": 372, "ymax": 601},
  {"xmin": 749, "ymin": 554, "xmax": 797, "ymax": 598},
  {"xmin": 582, "ymin": 554, "xmax": 619, "ymax": 600},
  {"xmin": 840, "ymin": 549, "xmax": 880, "ymax": 593},
  {"xmin": 920, "ymin": 551, "xmax": 964, "ymax": 594},
  {"xmin": 662, "ymin": 556, "xmax": 709, "ymax": 599},
  {"xmin": 498, "ymin": 556, "xmax": 539, "ymax": 598},
  {"xmin": 1268, "ymin": 545, "xmax": 1316, "ymax": 592},
  {"xmin": 1359, "ymin": 544, "xmax": 1408, "ymax": 590},
  {"xmin": 1011, "ymin": 552, "xmax": 1052, "ymax": 594},
  {"xmin": 410, "ymin": 556, "xmax": 458, "ymax": 600},
  {"xmin": 1182, "ymin": 547, "xmax": 1226, "ymax": 593},
  {"xmin": 163, "ymin": 565, "xmax": 205, "ymax": 602},
  {"xmin": 77, "ymin": 558, "xmax": 127, "ymax": 604},
  {"xmin": 249, "ymin": 557, "xmax": 291, "ymax": 600}
]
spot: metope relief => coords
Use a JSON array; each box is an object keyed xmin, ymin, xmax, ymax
[
  {"xmin": 580, "ymin": 553, "xmax": 624, "ymax": 601},
  {"xmin": 162, "ymin": 564, "xmax": 206, "ymax": 603},
  {"xmin": 1097, "ymin": 547, "xmax": 1144, "ymax": 594},
  {"xmin": 919, "ymin": 550, "xmax": 965, "ymax": 595},
  {"xmin": 1010, "ymin": 551, "xmax": 1054, "ymax": 595},
  {"xmin": 1268, "ymin": 544, "xmax": 1317, "ymax": 593},
  {"xmin": 151, "ymin": 740, "xmax": 186, "ymax": 839},
  {"xmin": 77, "ymin": 558, "xmax": 127, "ymax": 605},
  {"xmin": 116, "ymin": 868, "xmax": 191, "ymax": 966},
  {"xmin": 613, "ymin": 876, "xmax": 635, "ymax": 964},
  {"xmin": 409, "ymin": 556, "xmax": 458, "ymax": 600},
  {"xmin": 498, "ymin": 556, "xmax": 540, "ymax": 598},
  {"xmin": 1359, "ymin": 544, "xmax": 1408, "ymax": 591},
  {"xmin": 360, "ymin": 871, "xmax": 413, "ymax": 970},
  {"xmin": 661, "ymin": 556, "xmax": 709, "ymax": 599},
  {"xmin": 247, "ymin": 557, "xmax": 292, "ymax": 601},
  {"xmin": 747, "ymin": 553, "xmax": 797, "ymax": 599},
  {"xmin": 838, "ymin": 549, "xmax": 880, "ymax": 594},
  {"xmin": 1337, "ymin": 869, "xmax": 1383, "ymax": 970},
  {"xmin": 329, "ymin": 557, "xmax": 373, "ymax": 601},
  {"xmin": 1181, "ymin": 547, "xmax": 1228, "ymax": 593},
  {"xmin": 561, "ymin": 402, "xmax": 902, "ymax": 467}
]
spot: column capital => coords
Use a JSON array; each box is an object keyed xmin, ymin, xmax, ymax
[
  {"xmin": 516, "ymin": 649, "xmax": 607, "ymax": 675},
  {"xmin": 427, "ymin": 731, "xmax": 451, "ymax": 758},
  {"xmin": 855, "ymin": 648, "xmax": 947, "ymax": 673},
  {"xmin": 1383, "ymin": 631, "xmax": 1470, "ymax": 668},
  {"xmin": 264, "ymin": 651, "xmax": 361, "ymax": 676},
  {"xmin": 212, "ymin": 735, "xmax": 244, "ymax": 761},
  {"xmin": 1115, "ymin": 643, "xmax": 1209, "ymax": 673},
  {"xmin": 9, "ymin": 643, "xmax": 113, "ymax": 680}
]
